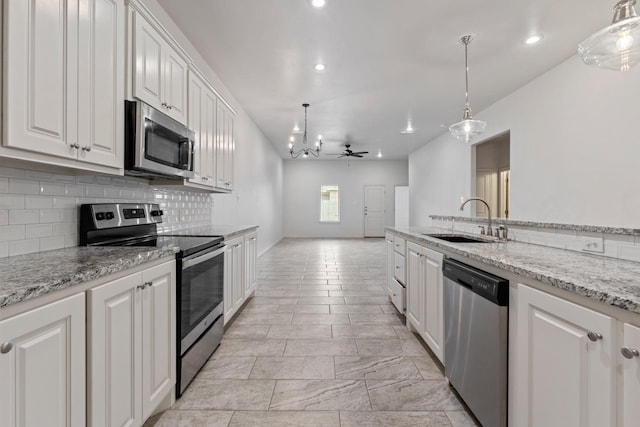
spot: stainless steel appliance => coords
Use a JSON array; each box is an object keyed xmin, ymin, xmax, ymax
[
  {"xmin": 443, "ymin": 258, "xmax": 509, "ymax": 427},
  {"xmin": 79, "ymin": 203, "xmax": 225, "ymax": 397},
  {"xmin": 125, "ymin": 100, "xmax": 195, "ymax": 179}
]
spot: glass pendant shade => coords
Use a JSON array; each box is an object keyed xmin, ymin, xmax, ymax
[
  {"xmin": 449, "ymin": 35, "xmax": 486, "ymax": 142},
  {"xmin": 579, "ymin": 0, "xmax": 640, "ymax": 71},
  {"xmin": 449, "ymin": 107, "xmax": 487, "ymax": 143}
]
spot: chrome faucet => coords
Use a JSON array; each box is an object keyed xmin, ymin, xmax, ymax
[{"xmin": 460, "ymin": 197, "xmax": 493, "ymax": 237}]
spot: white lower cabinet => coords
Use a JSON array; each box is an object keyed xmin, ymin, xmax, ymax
[
  {"xmin": 622, "ymin": 323, "xmax": 640, "ymax": 426},
  {"xmin": 385, "ymin": 234, "xmax": 395, "ymax": 297},
  {"xmin": 223, "ymin": 235, "xmax": 244, "ymax": 324},
  {"xmin": 406, "ymin": 242, "xmax": 444, "ymax": 363},
  {"xmin": 88, "ymin": 261, "xmax": 175, "ymax": 427},
  {"xmin": 0, "ymin": 293, "xmax": 86, "ymax": 427},
  {"xmin": 244, "ymin": 231, "xmax": 258, "ymax": 298},
  {"xmin": 514, "ymin": 284, "xmax": 616, "ymax": 427}
]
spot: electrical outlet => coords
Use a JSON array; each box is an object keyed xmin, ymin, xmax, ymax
[{"xmin": 582, "ymin": 236, "xmax": 604, "ymax": 253}]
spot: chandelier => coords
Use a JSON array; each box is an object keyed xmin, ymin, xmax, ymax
[
  {"xmin": 289, "ymin": 103, "xmax": 323, "ymax": 158},
  {"xmin": 578, "ymin": 0, "xmax": 640, "ymax": 71},
  {"xmin": 449, "ymin": 35, "xmax": 487, "ymax": 143}
]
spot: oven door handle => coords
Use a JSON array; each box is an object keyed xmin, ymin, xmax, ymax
[{"xmin": 182, "ymin": 245, "xmax": 226, "ymax": 269}]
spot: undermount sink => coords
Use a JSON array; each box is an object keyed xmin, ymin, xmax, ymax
[{"xmin": 422, "ymin": 233, "xmax": 491, "ymax": 243}]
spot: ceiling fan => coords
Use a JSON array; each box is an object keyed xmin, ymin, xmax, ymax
[{"xmin": 327, "ymin": 144, "xmax": 369, "ymax": 158}]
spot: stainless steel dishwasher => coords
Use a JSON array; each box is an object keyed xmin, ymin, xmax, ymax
[{"xmin": 443, "ymin": 258, "xmax": 509, "ymax": 427}]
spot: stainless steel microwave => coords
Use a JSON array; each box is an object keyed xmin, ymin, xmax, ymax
[{"xmin": 125, "ymin": 100, "xmax": 195, "ymax": 179}]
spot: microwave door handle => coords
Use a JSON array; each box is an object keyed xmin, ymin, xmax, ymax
[{"xmin": 182, "ymin": 246, "xmax": 225, "ymax": 269}]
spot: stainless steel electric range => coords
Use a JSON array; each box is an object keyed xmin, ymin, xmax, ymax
[{"xmin": 79, "ymin": 203, "xmax": 225, "ymax": 397}]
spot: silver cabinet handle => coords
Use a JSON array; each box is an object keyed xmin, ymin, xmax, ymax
[
  {"xmin": 82, "ymin": 146, "xmax": 91, "ymax": 152},
  {"xmin": 137, "ymin": 284, "xmax": 146, "ymax": 290},
  {"xmin": 143, "ymin": 282, "xmax": 152, "ymax": 289},
  {"xmin": 161, "ymin": 102, "xmax": 168, "ymax": 108},
  {"xmin": 167, "ymin": 105, "xmax": 173, "ymax": 110},
  {"xmin": 1, "ymin": 342, "xmax": 14, "ymax": 354},
  {"xmin": 621, "ymin": 346, "xmax": 640, "ymax": 359},
  {"xmin": 395, "ymin": 266, "xmax": 400, "ymax": 269},
  {"xmin": 70, "ymin": 143, "xmax": 80, "ymax": 149},
  {"xmin": 587, "ymin": 331, "xmax": 603, "ymax": 342},
  {"xmin": 392, "ymin": 293, "xmax": 397, "ymax": 297}
]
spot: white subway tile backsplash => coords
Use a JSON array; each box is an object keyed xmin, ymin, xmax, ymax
[
  {"xmin": 9, "ymin": 179, "xmax": 40, "ymax": 195},
  {"xmin": 9, "ymin": 239, "xmax": 40, "ymax": 256},
  {"xmin": 64, "ymin": 184, "xmax": 86, "ymax": 197},
  {"xmin": 39, "ymin": 209, "xmax": 65, "ymax": 223},
  {"xmin": 25, "ymin": 195, "xmax": 54, "ymax": 209},
  {"xmin": 0, "ymin": 242, "xmax": 8, "ymax": 258},
  {"xmin": 0, "ymin": 166, "xmax": 213, "ymax": 258},
  {"xmin": 0, "ymin": 225, "xmax": 25, "ymax": 242},
  {"xmin": 39, "ymin": 181, "xmax": 65, "ymax": 196},
  {"xmin": 26, "ymin": 224, "xmax": 53, "ymax": 239},
  {"xmin": 40, "ymin": 235, "xmax": 65, "ymax": 251},
  {"xmin": 9, "ymin": 209, "xmax": 40, "ymax": 225}
]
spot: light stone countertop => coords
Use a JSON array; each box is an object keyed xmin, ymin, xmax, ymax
[
  {"xmin": 162, "ymin": 224, "xmax": 258, "ymax": 239},
  {"xmin": 388, "ymin": 227, "xmax": 640, "ymax": 314},
  {"xmin": 0, "ymin": 245, "xmax": 179, "ymax": 309}
]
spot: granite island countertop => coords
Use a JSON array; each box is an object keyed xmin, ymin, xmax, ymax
[
  {"xmin": 388, "ymin": 226, "xmax": 640, "ymax": 315},
  {"xmin": 0, "ymin": 245, "xmax": 179, "ymax": 310}
]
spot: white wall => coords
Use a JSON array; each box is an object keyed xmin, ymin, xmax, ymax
[
  {"xmin": 142, "ymin": 0, "xmax": 283, "ymax": 254},
  {"xmin": 410, "ymin": 55, "xmax": 640, "ymax": 229},
  {"xmin": 283, "ymin": 160, "xmax": 408, "ymax": 238}
]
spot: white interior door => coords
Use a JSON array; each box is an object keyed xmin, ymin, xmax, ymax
[{"xmin": 364, "ymin": 185, "xmax": 385, "ymax": 237}]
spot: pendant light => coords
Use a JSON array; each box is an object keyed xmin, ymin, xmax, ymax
[
  {"xmin": 579, "ymin": 0, "xmax": 640, "ymax": 71},
  {"xmin": 449, "ymin": 35, "xmax": 486, "ymax": 143},
  {"xmin": 289, "ymin": 103, "xmax": 323, "ymax": 158}
]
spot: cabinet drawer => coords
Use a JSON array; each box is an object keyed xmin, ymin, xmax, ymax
[
  {"xmin": 389, "ymin": 278, "xmax": 405, "ymax": 312},
  {"xmin": 394, "ymin": 252, "xmax": 406, "ymax": 284},
  {"xmin": 394, "ymin": 236, "xmax": 406, "ymax": 254}
]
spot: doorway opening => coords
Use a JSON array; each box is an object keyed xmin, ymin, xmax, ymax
[{"xmin": 474, "ymin": 132, "xmax": 510, "ymax": 219}]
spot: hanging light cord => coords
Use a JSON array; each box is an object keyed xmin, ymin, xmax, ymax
[
  {"xmin": 462, "ymin": 35, "xmax": 472, "ymax": 110},
  {"xmin": 303, "ymin": 104, "xmax": 308, "ymax": 145}
]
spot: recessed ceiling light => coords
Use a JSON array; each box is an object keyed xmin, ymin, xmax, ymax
[
  {"xmin": 400, "ymin": 125, "xmax": 414, "ymax": 134},
  {"xmin": 314, "ymin": 63, "xmax": 326, "ymax": 71},
  {"xmin": 312, "ymin": 0, "xmax": 326, "ymax": 8},
  {"xmin": 377, "ymin": 149, "xmax": 383, "ymax": 158},
  {"xmin": 525, "ymin": 35, "xmax": 542, "ymax": 45}
]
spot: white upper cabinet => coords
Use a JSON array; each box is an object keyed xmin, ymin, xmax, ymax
[
  {"xmin": 133, "ymin": 11, "xmax": 187, "ymax": 125},
  {"xmin": 215, "ymin": 102, "xmax": 235, "ymax": 191},
  {"xmin": 3, "ymin": 0, "xmax": 124, "ymax": 171}
]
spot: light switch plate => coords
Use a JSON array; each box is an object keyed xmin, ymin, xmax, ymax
[{"xmin": 582, "ymin": 236, "xmax": 604, "ymax": 253}]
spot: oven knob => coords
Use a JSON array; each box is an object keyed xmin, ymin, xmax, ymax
[
  {"xmin": 105, "ymin": 212, "xmax": 115, "ymax": 220},
  {"xmin": 95, "ymin": 212, "xmax": 105, "ymax": 221}
]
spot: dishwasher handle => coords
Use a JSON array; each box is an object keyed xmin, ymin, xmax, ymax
[{"xmin": 443, "ymin": 258, "xmax": 509, "ymax": 306}]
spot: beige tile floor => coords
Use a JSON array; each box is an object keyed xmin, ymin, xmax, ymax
[{"xmin": 147, "ymin": 238, "xmax": 479, "ymax": 427}]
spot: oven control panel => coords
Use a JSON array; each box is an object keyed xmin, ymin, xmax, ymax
[{"xmin": 88, "ymin": 203, "xmax": 163, "ymax": 229}]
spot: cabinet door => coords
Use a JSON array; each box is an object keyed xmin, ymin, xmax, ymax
[
  {"xmin": 77, "ymin": 0, "xmax": 125, "ymax": 168},
  {"xmin": 386, "ymin": 235, "xmax": 395, "ymax": 297},
  {"xmin": 244, "ymin": 232, "xmax": 258, "ymax": 297},
  {"xmin": 4, "ymin": 0, "xmax": 77, "ymax": 159},
  {"xmin": 394, "ymin": 252, "xmax": 406, "ymax": 285},
  {"xmin": 422, "ymin": 248, "xmax": 444, "ymax": 362},
  {"xmin": 164, "ymin": 48, "xmax": 188, "ymax": 124},
  {"xmin": 622, "ymin": 323, "xmax": 640, "ymax": 426},
  {"xmin": 88, "ymin": 273, "xmax": 143, "ymax": 427},
  {"xmin": 133, "ymin": 12, "xmax": 163, "ymax": 111},
  {"xmin": 201, "ymin": 89, "xmax": 217, "ymax": 185},
  {"xmin": 406, "ymin": 242, "xmax": 423, "ymax": 332},
  {"xmin": 0, "ymin": 293, "xmax": 85, "ymax": 427},
  {"xmin": 141, "ymin": 262, "xmax": 176, "ymax": 420},
  {"xmin": 215, "ymin": 102, "xmax": 227, "ymax": 189},
  {"xmin": 233, "ymin": 240, "xmax": 245, "ymax": 310},
  {"xmin": 224, "ymin": 111, "xmax": 235, "ymax": 190},
  {"xmin": 223, "ymin": 243, "xmax": 236, "ymax": 324},
  {"xmin": 187, "ymin": 72, "xmax": 205, "ymax": 185},
  {"xmin": 514, "ymin": 284, "xmax": 616, "ymax": 427}
]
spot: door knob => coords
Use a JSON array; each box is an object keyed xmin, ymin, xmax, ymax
[
  {"xmin": 0, "ymin": 342, "xmax": 14, "ymax": 354},
  {"xmin": 587, "ymin": 331, "xmax": 603, "ymax": 342},
  {"xmin": 621, "ymin": 346, "xmax": 640, "ymax": 359}
]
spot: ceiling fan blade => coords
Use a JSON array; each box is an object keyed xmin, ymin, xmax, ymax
[
  {"xmin": 351, "ymin": 151, "xmax": 368, "ymax": 155},
  {"xmin": 353, "ymin": 154, "xmax": 364, "ymax": 158}
]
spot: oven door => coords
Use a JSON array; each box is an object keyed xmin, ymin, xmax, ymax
[{"xmin": 179, "ymin": 244, "xmax": 225, "ymax": 355}]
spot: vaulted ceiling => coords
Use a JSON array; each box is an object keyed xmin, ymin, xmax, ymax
[{"xmin": 157, "ymin": 0, "xmax": 610, "ymax": 159}]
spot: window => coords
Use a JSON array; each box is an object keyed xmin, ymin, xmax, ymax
[{"xmin": 320, "ymin": 185, "xmax": 340, "ymax": 222}]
